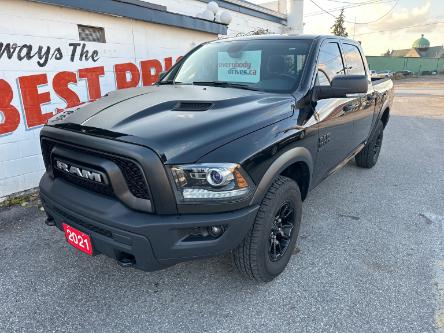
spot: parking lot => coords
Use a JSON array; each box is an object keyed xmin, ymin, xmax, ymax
[{"xmin": 1, "ymin": 77, "xmax": 443, "ymax": 333}]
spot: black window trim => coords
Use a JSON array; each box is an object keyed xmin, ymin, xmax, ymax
[
  {"xmin": 316, "ymin": 39, "xmax": 347, "ymax": 85},
  {"xmin": 341, "ymin": 42, "xmax": 367, "ymax": 77}
]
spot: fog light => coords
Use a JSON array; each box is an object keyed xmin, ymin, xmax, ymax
[{"xmin": 208, "ymin": 225, "xmax": 224, "ymax": 238}]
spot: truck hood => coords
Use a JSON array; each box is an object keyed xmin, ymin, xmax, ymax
[{"xmin": 49, "ymin": 85, "xmax": 295, "ymax": 163}]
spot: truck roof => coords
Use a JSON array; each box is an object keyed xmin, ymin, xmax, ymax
[{"xmin": 215, "ymin": 34, "xmax": 359, "ymax": 45}]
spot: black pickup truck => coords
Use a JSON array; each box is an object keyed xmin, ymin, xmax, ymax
[{"xmin": 39, "ymin": 35, "xmax": 394, "ymax": 282}]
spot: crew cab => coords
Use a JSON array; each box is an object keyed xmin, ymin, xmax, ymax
[{"xmin": 39, "ymin": 35, "xmax": 394, "ymax": 282}]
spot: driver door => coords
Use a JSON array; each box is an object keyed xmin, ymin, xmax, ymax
[{"xmin": 312, "ymin": 41, "xmax": 356, "ymax": 185}]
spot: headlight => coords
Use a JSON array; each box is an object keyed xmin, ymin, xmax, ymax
[{"xmin": 169, "ymin": 163, "xmax": 254, "ymax": 202}]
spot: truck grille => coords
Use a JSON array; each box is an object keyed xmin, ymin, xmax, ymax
[
  {"xmin": 53, "ymin": 167, "xmax": 114, "ymax": 197},
  {"xmin": 106, "ymin": 156, "xmax": 150, "ymax": 199},
  {"xmin": 41, "ymin": 138, "xmax": 150, "ymax": 200}
]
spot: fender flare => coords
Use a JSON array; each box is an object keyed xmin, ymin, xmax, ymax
[
  {"xmin": 250, "ymin": 147, "xmax": 313, "ymax": 205},
  {"xmin": 378, "ymin": 99, "xmax": 391, "ymax": 124}
]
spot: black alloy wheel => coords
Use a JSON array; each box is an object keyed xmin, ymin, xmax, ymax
[{"xmin": 269, "ymin": 201, "xmax": 295, "ymax": 262}]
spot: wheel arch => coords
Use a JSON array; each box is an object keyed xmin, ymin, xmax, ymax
[
  {"xmin": 380, "ymin": 107, "xmax": 390, "ymax": 128},
  {"xmin": 250, "ymin": 147, "xmax": 313, "ymax": 205}
]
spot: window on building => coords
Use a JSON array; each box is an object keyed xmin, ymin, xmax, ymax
[
  {"xmin": 317, "ymin": 42, "xmax": 345, "ymax": 86},
  {"xmin": 342, "ymin": 43, "xmax": 366, "ymax": 76},
  {"xmin": 78, "ymin": 25, "xmax": 106, "ymax": 43}
]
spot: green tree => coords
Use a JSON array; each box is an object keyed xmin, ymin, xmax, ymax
[
  {"xmin": 331, "ymin": 9, "xmax": 348, "ymax": 37},
  {"xmin": 236, "ymin": 28, "xmax": 272, "ymax": 37}
]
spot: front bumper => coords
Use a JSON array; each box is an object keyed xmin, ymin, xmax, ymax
[{"xmin": 40, "ymin": 173, "xmax": 259, "ymax": 271}]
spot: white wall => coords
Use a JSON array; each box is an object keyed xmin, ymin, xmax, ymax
[
  {"xmin": 0, "ymin": 0, "xmax": 216, "ymax": 198},
  {"xmin": 253, "ymin": 0, "xmax": 289, "ymax": 15},
  {"xmin": 144, "ymin": 0, "xmax": 286, "ymax": 35},
  {"xmin": 0, "ymin": 0, "xmax": 288, "ymax": 198}
]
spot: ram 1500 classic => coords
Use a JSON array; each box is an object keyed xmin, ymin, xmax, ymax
[{"xmin": 39, "ymin": 35, "xmax": 394, "ymax": 282}]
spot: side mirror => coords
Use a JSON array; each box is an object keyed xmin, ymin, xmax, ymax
[{"xmin": 315, "ymin": 75, "xmax": 368, "ymax": 100}]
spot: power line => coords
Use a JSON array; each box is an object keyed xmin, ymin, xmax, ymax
[
  {"xmin": 356, "ymin": 0, "xmax": 399, "ymax": 24},
  {"xmin": 327, "ymin": 0, "xmax": 378, "ymax": 4},
  {"xmin": 327, "ymin": 0, "xmax": 369, "ymax": 4},
  {"xmin": 306, "ymin": 0, "xmax": 393, "ymax": 16},
  {"xmin": 308, "ymin": 0, "xmax": 344, "ymax": 18},
  {"xmin": 304, "ymin": 0, "xmax": 396, "ymax": 16},
  {"xmin": 305, "ymin": 0, "xmax": 395, "ymax": 17},
  {"xmin": 354, "ymin": 20, "xmax": 444, "ymax": 36},
  {"xmin": 307, "ymin": 0, "xmax": 399, "ymax": 24}
]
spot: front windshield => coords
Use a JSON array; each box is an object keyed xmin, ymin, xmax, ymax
[{"xmin": 163, "ymin": 39, "xmax": 312, "ymax": 93}]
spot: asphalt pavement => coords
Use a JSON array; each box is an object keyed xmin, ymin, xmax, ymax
[{"xmin": 1, "ymin": 78, "xmax": 443, "ymax": 333}]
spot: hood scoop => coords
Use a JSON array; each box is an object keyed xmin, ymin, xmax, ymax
[{"xmin": 173, "ymin": 101, "xmax": 213, "ymax": 111}]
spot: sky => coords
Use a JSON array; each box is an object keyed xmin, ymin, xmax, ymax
[{"xmin": 251, "ymin": 0, "xmax": 444, "ymax": 55}]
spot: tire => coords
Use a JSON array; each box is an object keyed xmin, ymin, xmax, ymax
[
  {"xmin": 232, "ymin": 176, "xmax": 302, "ymax": 282},
  {"xmin": 355, "ymin": 120, "xmax": 384, "ymax": 169}
]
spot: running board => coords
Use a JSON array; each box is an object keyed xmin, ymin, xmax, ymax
[{"xmin": 328, "ymin": 143, "xmax": 365, "ymax": 177}]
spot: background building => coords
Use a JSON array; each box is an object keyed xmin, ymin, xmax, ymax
[
  {"xmin": 367, "ymin": 34, "xmax": 444, "ymax": 75},
  {"xmin": 388, "ymin": 34, "xmax": 444, "ymax": 58},
  {"xmin": 0, "ymin": 0, "xmax": 303, "ymax": 199}
]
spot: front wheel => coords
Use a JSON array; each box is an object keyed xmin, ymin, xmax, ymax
[
  {"xmin": 355, "ymin": 120, "xmax": 384, "ymax": 168},
  {"xmin": 232, "ymin": 176, "xmax": 302, "ymax": 282}
]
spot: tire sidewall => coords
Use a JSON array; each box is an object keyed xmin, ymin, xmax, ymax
[
  {"xmin": 255, "ymin": 179, "xmax": 302, "ymax": 279},
  {"xmin": 372, "ymin": 124, "xmax": 384, "ymax": 163},
  {"xmin": 356, "ymin": 120, "xmax": 384, "ymax": 168}
]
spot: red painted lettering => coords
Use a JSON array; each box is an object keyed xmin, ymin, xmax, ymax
[
  {"xmin": 78, "ymin": 66, "xmax": 104, "ymax": 100},
  {"xmin": 164, "ymin": 57, "xmax": 173, "ymax": 71},
  {"xmin": 115, "ymin": 63, "xmax": 140, "ymax": 89},
  {"xmin": 18, "ymin": 74, "xmax": 52, "ymax": 128},
  {"xmin": 140, "ymin": 59, "xmax": 162, "ymax": 86},
  {"xmin": 53, "ymin": 71, "xmax": 81, "ymax": 109},
  {"xmin": 0, "ymin": 80, "xmax": 20, "ymax": 135}
]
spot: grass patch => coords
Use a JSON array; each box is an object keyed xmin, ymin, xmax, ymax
[{"xmin": 0, "ymin": 191, "xmax": 40, "ymax": 209}]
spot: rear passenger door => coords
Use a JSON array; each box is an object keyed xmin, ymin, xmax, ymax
[
  {"xmin": 341, "ymin": 43, "xmax": 376, "ymax": 147},
  {"xmin": 312, "ymin": 41, "xmax": 356, "ymax": 184}
]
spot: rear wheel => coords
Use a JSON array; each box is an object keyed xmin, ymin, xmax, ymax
[
  {"xmin": 355, "ymin": 120, "xmax": 384, "ymax": 168},
  {"xmin": 232, "ymin": 176, "xmax": 302, "ymax": 282}
]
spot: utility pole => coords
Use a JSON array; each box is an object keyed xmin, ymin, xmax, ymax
[{"xmin": 287, "ymin": 0, "xmax": 304, "ymax": 34}]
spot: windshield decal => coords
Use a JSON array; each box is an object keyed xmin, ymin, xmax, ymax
[{"xmin": 217, "ymin": 50, "xmax": 261, "ymax": 83}]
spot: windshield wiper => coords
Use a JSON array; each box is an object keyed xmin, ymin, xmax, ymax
[
  {"xmin": 157, "ymin": 80, "xmax": 182, "ymax": 85},
  {"xmin": 193, "ymin": 81, "xmax": 259, "ymax": 91}
]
